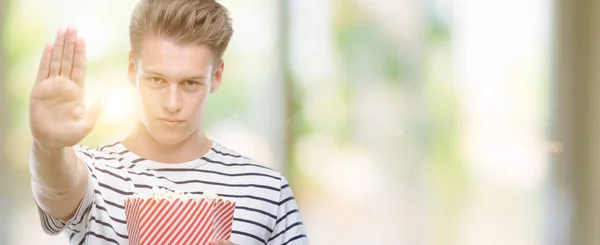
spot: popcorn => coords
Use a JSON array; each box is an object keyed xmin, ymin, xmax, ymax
[
  {"xmin": 124, "ymin": 187, "xmax": 236, "ymax": 245},
  {"xmin": 129, "ymin": 187, "xmax": 225, "ymax": 202}
]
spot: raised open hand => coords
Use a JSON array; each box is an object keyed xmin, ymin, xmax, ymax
[{"xmin": 29, "ymin": 26, "xmax": 103, "ymax": 150}]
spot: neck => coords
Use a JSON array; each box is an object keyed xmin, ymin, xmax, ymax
[{"xmin": 122, "ymin": 122, "xmax": 212, "ymax": 164}]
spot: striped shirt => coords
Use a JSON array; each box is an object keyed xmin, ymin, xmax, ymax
[{"xmin": 34, "ymin": 141, "xmax": 309, "ymax": 245}]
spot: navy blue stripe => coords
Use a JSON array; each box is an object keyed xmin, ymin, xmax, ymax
[
  {"xmin": 235, "ymin": 206, "xmax": 277, "ymax": 220},
  {"xmin": 276, "ymin": 209, "xmax": 299, "ymax": 225},
  {"xmin": 94, "ymin": 164, "xmax": 280, "ymax": 195},
  {"xmin": 101, "ymin": 200, "xmax": 125, "ymax": 213},
  {"xmin": 234, "ymin": 218, "xmax": 273, "ymax": 233},
  {"xmin": 132, "ymin": 157, "xmax": 146, "ymax": 163},
  {"xmin": 80, "ymin": 231, "xmax": 120, "ymax": 245},
  {"xmin": 79, "ymin": 145, "xmax": 94, "ymax": 151},
  {"xmin": 232, "ymin": 230, "xmax": 267, "ymax": 244},
  {"xmin": 41, "ymin": 213, "xmax": 58, "ymax": 233},
  {"xmin": 49, "ymin": 213, "xmax": 63, "ymax": 228},
  {"xmin": 123, "ymin": 169, "xmax": 279, "ymax": 191},
  {"xmin": 151, "ymin": 168, "xmax": 281, "ymax": 180},
  {"xmin": 211, "ymin": 148, "xmax": 242, "ymax": 157},
  {"xmin": 99, "ymin": 182, "xmax": 135, "ymax": 196},
  {"xmin": 71, "ymin": 202, "xmax": 93, "ymax": 227},
  {"xmin": 116, "ymin": 149, "xmax": 129, "ymax": 155},
  {"xmin": 168, "ymin": 178, "xmax": 279, "ymax": 191},
  {"xmin": 81, "ymin": 149, "xmax": 277, "ymax": 180},
  {"xmin": 90, "ymin": 216, "xmax": 128, "ymax": 239},
  {"xmin": 77, "ymin": 234, "xmax": 87, "ymax": 245},
  {"xmin": 69, "ymin": 231, "xmax": 76, "ymax": 241},
  {"xmin": 96, "ymin": 167, "xmax": 131, "ymax": 182},
  {"xmin": 91, "ymin": 189, "xmax": 126, "ymax": 224},
  {"xmin": 79, "ymin": 151, "xmax": 93, "ymax": 159},
  {"xmin": 279, "ymin": 196, "xmax": 295, "ymax": 206},
  {"xmin": 93, "ymin": 202, "xmax": 126, "ymax": 224},
  {"xmin": 127, "ymin": 171, "xmax": 154, "ymax": 177},
  {"xmin": 282, "ymin": 234, "xmax": 308, "ymax": 245},
  {"xmin": 95, "ymin": 156, "xmax": 123, "ymax": 161},
  {"xmin": 77, "ymin": 151, "xmax": 125, "ymax": 168},
  {"xmin": 201, "ymin": 157, "xmax": 271, "ymax": 170},
  {"xmin": 98, "ymin": 142, "xmax": 121, "ymax": 151},
  {"xmin": 268, "ymin": 222, "xmax": 303, "ymax": 242},
  {"xmin": 83, "ymin": 160, "xmax": 93, "ymax": 172},
  {"xmin": 78, "ymin": 151, "xmax": 124, "ymax": 162}
]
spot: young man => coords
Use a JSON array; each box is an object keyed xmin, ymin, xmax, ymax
[{"xmin": 28, "ymin": 0, "xmax": 308, "ymax": 244}]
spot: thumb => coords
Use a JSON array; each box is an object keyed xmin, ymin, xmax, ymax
[{"xmin": 82, "ymin": 96, "xmax": 105, "ymax": 130}]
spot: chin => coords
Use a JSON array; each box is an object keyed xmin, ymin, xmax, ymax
[
  {"xmin": 140, "ymin": 120, "xmax": 198, "ymax": 146},
  {"xmin": 147, "ymin": 129, "xmax": 193, "ymax": 146},
  {"xmin": 152, "ymin": 134, "xmax": 186, "ymax": 146},
  {"xmin": 151, "ymin": 128, "xmax": 200, "ymax": 146}
]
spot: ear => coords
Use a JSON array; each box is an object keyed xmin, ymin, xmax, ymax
[
  {"xmin": 128, "ymin": 51, "xmax": 136, "ymax": 86},
  {"xmin": 210, "ymin": 59, "xmax": 224, "ymax": 93}
]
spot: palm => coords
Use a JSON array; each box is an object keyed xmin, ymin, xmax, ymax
[{"xmin": 30, "ymin": 26, "xmax": 101, "ymax": 149}]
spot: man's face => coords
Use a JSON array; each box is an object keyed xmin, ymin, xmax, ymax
[{"xmin": 128, "ymin": 36, "xmax": 223, "ymax": 145}]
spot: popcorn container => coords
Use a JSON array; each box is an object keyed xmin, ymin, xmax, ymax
[{"xmin": 124, "ymin": 189, "xmax": 236, "ymax": 245}]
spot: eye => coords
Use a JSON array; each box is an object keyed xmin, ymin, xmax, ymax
[
  {"xmin": 150, "ymin": 77, "xmax": 165, "ymax": 84},
  {"xmin": 184, "ymin": 80, "xmax": 200, "ymax": 87}
]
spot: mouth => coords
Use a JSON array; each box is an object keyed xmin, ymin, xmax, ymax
[{"xmin": 159, "ymin": 118, "xmax": 184, "ymax": 124}]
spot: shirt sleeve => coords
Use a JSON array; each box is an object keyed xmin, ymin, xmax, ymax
[
  {"xmin": 33, "ymin": 145, "xmax": 96, "ymax": 235},
  {"xmin": 267, "ymin": 176, "xmax": 310, "ymax": 245}
]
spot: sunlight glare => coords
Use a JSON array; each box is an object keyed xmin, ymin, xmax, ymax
[{"xmin": 100, "ymin": 89, "xmax": 136, "ymax": 126}]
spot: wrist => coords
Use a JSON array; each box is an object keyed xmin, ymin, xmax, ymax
[{"xmin": 32, "ymin": 139, "xmax": 66, "ymax": 158}]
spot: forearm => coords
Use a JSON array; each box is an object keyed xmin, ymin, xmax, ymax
[{"xmin": 30, "ymin": 142, "xmax": 89, "ymax": 220}]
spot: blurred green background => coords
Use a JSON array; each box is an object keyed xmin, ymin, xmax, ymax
[{"xmin": 2, "ymin": 0, "xmax": 598, "ymax": 244}]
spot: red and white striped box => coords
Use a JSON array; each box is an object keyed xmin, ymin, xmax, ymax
[{"xmin": 124, "ymin": 192, "xmax": 235, "ymax": 245}]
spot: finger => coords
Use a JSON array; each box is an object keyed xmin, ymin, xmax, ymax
[
  {"xmin": 60, "ymin": 26, "xmax": 78, "ymax": 77},
  {"xmin": 49, "ymin": 27, "xmax": 67, "ymax": 76},
  {"xmin": 211, "ymin": 240, "xmax": 233, "ymax": 245},
  {"xmin": 71, "ymin": 36, "xmax": 87, "ymax": 86},
  {"xmin": 36, "ymin": 43, "xmax": 54, "ymax": 82}
]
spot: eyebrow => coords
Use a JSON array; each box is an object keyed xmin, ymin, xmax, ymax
[{"xmin": 143, "ymin": 70, "xmax": 207, "ymax": 80}]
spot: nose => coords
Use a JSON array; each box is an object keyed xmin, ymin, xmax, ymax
[{"xmin": 162, "ymin": 84, "xmax": 182, "ymax": 113}]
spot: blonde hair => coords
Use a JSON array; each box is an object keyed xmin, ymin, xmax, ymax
[{"xmin": 129, "ymin": 0, "xmax": 233, "ymax": 60}]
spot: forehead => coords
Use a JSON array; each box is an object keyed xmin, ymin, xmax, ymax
[{"xmin": 135, "ymin": 36, "xmax": 215, "ymax": 76}]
